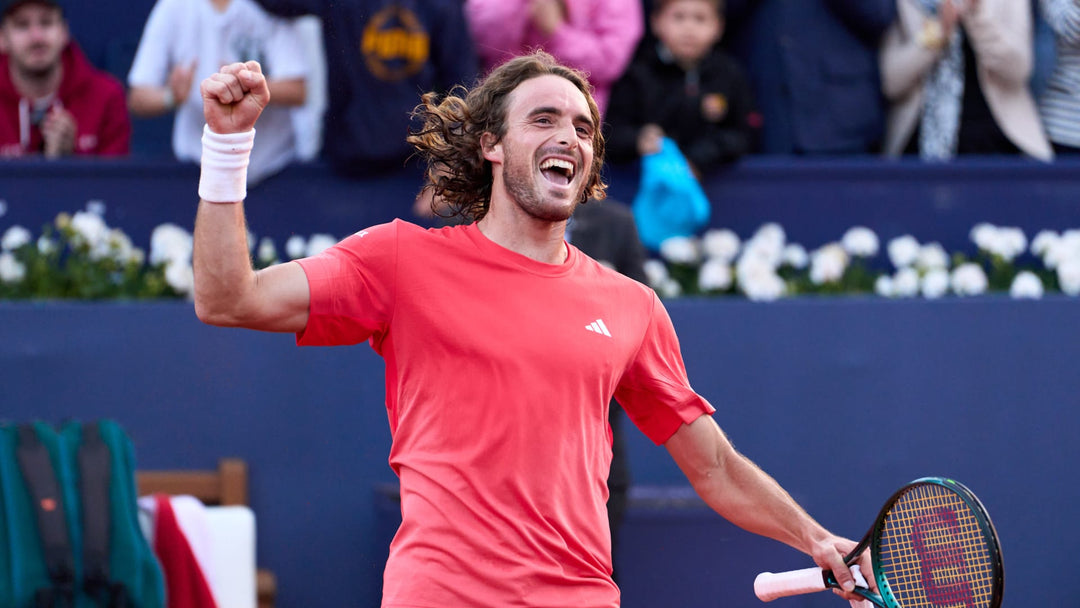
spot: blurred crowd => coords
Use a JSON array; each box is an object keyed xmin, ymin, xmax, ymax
[{"xmin": 0, "ymin": 0, "xmax": 1075, "ymax": 183}]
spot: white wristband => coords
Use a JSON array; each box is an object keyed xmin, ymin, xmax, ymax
[{"xmin": 198, "ymin": 125, "xmax": 255, "ymax": 203}]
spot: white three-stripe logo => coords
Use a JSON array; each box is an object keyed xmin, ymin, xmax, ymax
[{"xmin": 585, "ymin": 319, "xmax": 611, "ymax": 337}]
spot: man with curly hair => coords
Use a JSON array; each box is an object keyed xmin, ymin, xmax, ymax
[{"xmin": 191, "ymin": 50, "xmax": 869, "ymax": 607}]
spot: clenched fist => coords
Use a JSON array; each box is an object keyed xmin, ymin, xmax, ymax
[{"xmin": 201, "ymin": 61, "xmax": 271, "ymax": 135}]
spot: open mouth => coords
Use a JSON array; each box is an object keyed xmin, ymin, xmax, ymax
[{"xmin": 539, "ymin": 158, "xmax": 576, "ymax": 186}]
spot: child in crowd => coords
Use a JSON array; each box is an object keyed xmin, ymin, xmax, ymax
[{"xmin": 604, "ymin": 0, "xmax": 756, "ymax": 176}]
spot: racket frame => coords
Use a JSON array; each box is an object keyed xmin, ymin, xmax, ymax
[{"xmin": 867, "ymin": 477, "xmax": 1004, "ymax": 608}]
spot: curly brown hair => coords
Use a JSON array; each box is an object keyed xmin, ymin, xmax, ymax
[{"xmin": 407, "ymin": 50, "xmax": 607, "ymax": 222}]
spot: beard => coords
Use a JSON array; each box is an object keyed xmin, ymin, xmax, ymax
[{"xmin": 502, "ymin": 141, "xmax": 584, "ymax": 222}]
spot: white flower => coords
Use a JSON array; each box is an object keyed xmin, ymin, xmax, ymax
[
  {"xmin": 164, "ymin": 261, "xmax": 194, "ymax": 296},
  {"xmin": 970, "ymin": 223, "xmax": 996, "ymax": 250},
  {"xmin": 809, "ymin": 243, "xmax": 849, "ymax": 285},
  {"xmin": 1, "ymin": 225, "xmax": 32, "ymax": 251},
  {"xmin": 643, "ymin": 259, "xmax": 669, "ymax": 287},
  {"xmin": 285, "ymin": 235, "xmax": 307, "ymax": 259},
  {"xmin": 70, "ymin": 210, "xmax": 109, "ymax": 250},
  {"xmin": 887, "ymin": 235, "xmax": 920, "ymax": 269},
  {"xmin": 659, "ymin": 236, "xmax": 700, "ymax": 265},
  {"xmin": 657, "ymin": 277, "xmax": 682, "ymax": 299},
  {"xmin": 257, "ymin": 237, "xmax": 278, "ymax": 265},
  {"xmin": 149, "ymin": 223, "xmax": 193, "ymax": 266},
  {"xmin": 247, "ymin": 230, "xmax": 257, "ymax": 253},
  {"xmin": 920, "ymin": 269, "xmax": 950, "ymax": 299},
  {"xmin": 737, "ymin": 255, "xmax": 786, "ymax": 301},
  {"xmin": 752, "ymin": 223, "xmax": 786, "ymax": 248},
  {"xmin": 0, "ymin": 199, "xmax": 7, "ymax": 218},
  {"xmin": 305, "ymin": 233, "xmax": 338, "ymax": 257},
  {"xmin": 740, "ymin": 271, "xmax": 785, "ymax": 301},
  {"xmin": 37, "ymin": 236, "xmax": 57, "ymax": 255},
  {"xmin": 892, "ymin": 267, "xmax": 921, "ymax": 298},
  {"xmin": 0, "ymin": 251, "xmax": 26, "ymax": 283},
  {"xmin": 915, "ymin": 242, "xmax": 949, "ymax": 271},
  {"xmin": 994, "ymin": 227, "xmax": 1027, "ymax": 262},
  {"xmin": 971, "ymin": 224, "xmax": 1026, "ymax": 261},
  {"xmin": 1044, "ymin": 231, "xmax": 1080, "ymax": 270},
  {"xmin": 701, "ymin": 229, "xmax": 740, "ymax": 263},
  {"xmin": 874, "ymin": 275, "xmax": 893, "ymax": 297},
  {"xmin": 698, "ymin": 258, "xmax": 733, "ymax": 292},
  {"xmin": 950, "ymin": 263, "xmax": 988, "ymax": 296},
  {"xmin": 1031, "ymin": 230, "xmax": 1060, "ymax": 258},
  {"xmin": 841, "ymin": 226, "xmax": 879, "ymax": 257},
  {"xmin": 1058, "ymin": 259, "xmax": 1080, "ymax": 296},
  {"xmin": 85, "ymin": 199, "xmax": 106, "ymax": 217},
  {"xmin": 107, "ymin": 228, "xmax": 137, "ymax": 264},
  {"xmin": 781, "ymin": 244, "xmax": 808, "ymax": 269},
  {"xmin": 741, "ymin": 223, "xmax": 786, "ymax": 268},
  {"xmin": 1009, "ymin": 271, "xmax": 1044, "ymax": 299}
]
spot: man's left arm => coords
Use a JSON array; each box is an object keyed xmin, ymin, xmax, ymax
[{"xmin": 664, "ymin": 413, "xmax": 868, "ymax": 597}]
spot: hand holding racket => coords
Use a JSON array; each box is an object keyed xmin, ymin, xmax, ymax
[{"xmin": 754, "ymin": 477, "xmax": 1003, "ymax": 608}]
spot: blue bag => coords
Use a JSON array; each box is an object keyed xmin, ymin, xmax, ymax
[{"xmin": 631, "ymin": 137, "xmax": 711, "ymax": 251}]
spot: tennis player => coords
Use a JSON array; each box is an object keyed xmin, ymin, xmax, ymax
[{"xmin": 192, "ymin": 51, "xmax": 870, "ymax": 607}]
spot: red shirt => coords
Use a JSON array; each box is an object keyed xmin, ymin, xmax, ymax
[
  {"xmin": 297, "ymin": 220, "xmax": 713, "ymax": 607},
  {"xmin": 0, "ymin": 42, "xmax": 130, "ymax": 157}
]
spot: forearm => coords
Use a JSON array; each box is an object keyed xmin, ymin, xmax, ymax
[
  {"xmin": 880, "ymin": 21, "xmax": 941, "ymax": 101},
  {"xmin": 127, "ymin": 86, "xmax": 174, "ymax": 117},
  {"xmin": 267, "ymin": 77, "xmax": 306, "ymax": 107},
  {"xmin": 667, "ymin": 415, "xmax": 830, "ymax": 556},
  {"xmin": 963, "ymin": 2, "xmax": 1032, "ymax": 85},
  {"xmin": 193, "ymin": 201, "xmax": 259, "ymax": 325}
]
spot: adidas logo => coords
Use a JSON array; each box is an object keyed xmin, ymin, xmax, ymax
[{"xmin": 585, "ymin": 319, "xmax": 611, "ymax": 337}]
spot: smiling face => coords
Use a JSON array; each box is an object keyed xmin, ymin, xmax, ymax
[
  {"xmin": 482, "ymin": 74, "xmax": 596, "ymax": 223},
  {"xmin": 0, "ymin": 3, "xmax": 68, "ymax": 80}
]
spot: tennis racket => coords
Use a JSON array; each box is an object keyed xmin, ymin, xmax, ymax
[{"xmin": 754, "ymin": 477, "xmax": 1003, "ymax": 608}]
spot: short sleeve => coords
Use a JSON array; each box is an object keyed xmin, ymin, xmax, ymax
[
  {"xmin": 295, "ymin": 221, "xmax": 399, "ymax": 347},
  {"xmin": 127, "ymin": 0, "xmax": 176, "ymax": 87},
  {"xmin": 263, "ymin": 16, "xmax": 309, "ymax": 80},
  {"xmin": 614, "ymin": 293, "xmax": 715, "ymax": 445}
]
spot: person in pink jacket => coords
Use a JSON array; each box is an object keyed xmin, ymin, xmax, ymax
[
  {"xmin": 879, "ymin": 0, "xmax": 1052, "ymax": 161},
  {"xmin": 465, "ymin": 0, "xmax": 642, "ymax": 115}
]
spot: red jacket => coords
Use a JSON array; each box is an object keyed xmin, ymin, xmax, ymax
[{"xmin": 0, "ymin": 41, "xmax": 130, "ymax": 157}]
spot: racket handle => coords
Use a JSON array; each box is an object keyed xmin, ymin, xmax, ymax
[{"xmin": 754, "ymin": 567, "xmax": 826, "ymax": 602}]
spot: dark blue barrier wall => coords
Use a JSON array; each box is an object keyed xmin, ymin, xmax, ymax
[
  {"xmin": 3, "ymin": 157, "xmax": 1080, "ymax": 258},
  {"xmin": 2, "ymin": 298, "xmax": 1078, "ymax": 607}
]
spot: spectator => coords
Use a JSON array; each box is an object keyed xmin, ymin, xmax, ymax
[
  {"xmin": 605, "ymin": 0, "xmax": 756, "ymax": 176},
  {"xmin": 465, "ymin": 0, "xmax": 643, "ymax": 115},
  {"xmin": 127, "ymin": 0, "xmax": 308, "ymax": 186},
  {"xmin": 0, "ymin": 0, "xmax": 130, "ymax": 157},
  {"xmin": 723, "ymin": 0, "xmax": 896, "ymax": 155},
  {"xmin": 253, "ymin": 0, "xmax": 478, "ymax": 176},
  {"xmin": 880, "ymin": 0, "xmax": 1052, "ymax": 161},
  {"xmin": 1038, "ymin": 0, "xmax": 1080, "ymax": 155}
]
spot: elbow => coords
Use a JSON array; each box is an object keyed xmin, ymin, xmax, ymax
[{"xmin": 193, "ymin": 293, "xmax": 246, "ymax": 327}]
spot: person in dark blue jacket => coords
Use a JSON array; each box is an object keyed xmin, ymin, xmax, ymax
[
  {"xmin": 252, "ymin": 0, "xmax": 478, "ymax": 176},
  {"xmin": 723, "ymin": 0, "xmax": 896, "ymax": 155}
]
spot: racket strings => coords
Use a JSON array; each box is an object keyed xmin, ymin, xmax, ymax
[{"xmin": 877, "ymin": 484, "xmax": 996, "ymax": 608}]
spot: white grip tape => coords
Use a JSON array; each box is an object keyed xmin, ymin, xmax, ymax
[
  {"xmin": 198, "ymin": 125, "xmax": 255, "ymax": 203},
  {"xmin": 754, "ymin": 567, "xmax": 826, "ymax": 602}
]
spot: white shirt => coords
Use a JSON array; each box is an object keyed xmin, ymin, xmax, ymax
[{"xmin": 128, "ymin": 0, "xmax": 309, "ymax": 184}]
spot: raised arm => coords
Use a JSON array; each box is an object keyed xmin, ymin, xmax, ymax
[
  {"xmin": 664, "ymin": 414, "xmax": 871, "ymax": 598},
  {"xmin": 192, "ymin": 61, "xmax": 310, "ymax": 333}
]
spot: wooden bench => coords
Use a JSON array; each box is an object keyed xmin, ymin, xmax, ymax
[{"xmin": 137, "ymin": 459, "xmax": 277, "ymax": 608}]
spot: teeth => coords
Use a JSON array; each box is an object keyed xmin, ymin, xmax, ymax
[{"xmin": 540, "ymin": 158, "xmax": 575, "ymax": 177}]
